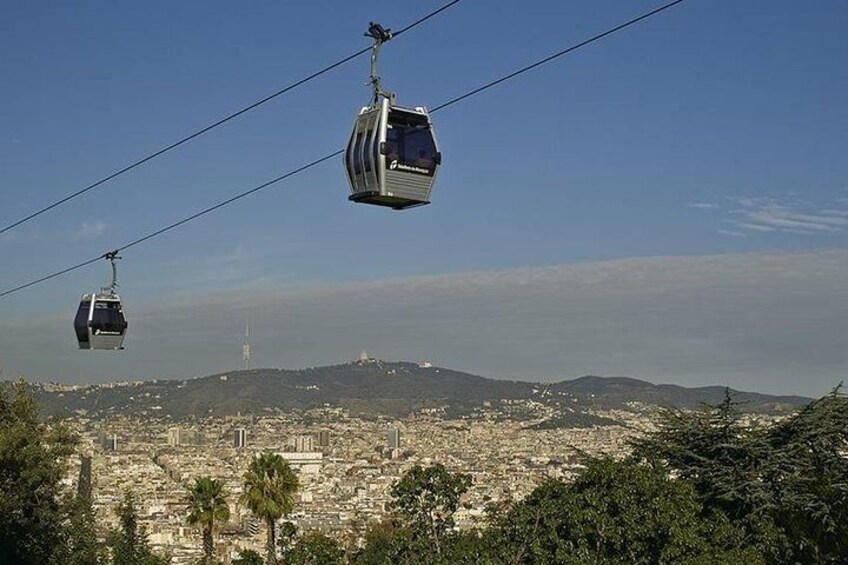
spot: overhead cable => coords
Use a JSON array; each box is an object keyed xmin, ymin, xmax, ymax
[
  {"xmin": 431, "ymin": 0, "xmax": 686, "ymax": 112},
  {"xmin": 0, "ymin": 0, "xmax": 464, "ymax": 236},
  {"xmin": 0, "ymin": 0, "xmax": 688, "ymax": 300}
]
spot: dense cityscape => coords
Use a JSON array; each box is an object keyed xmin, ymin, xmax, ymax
[
  {"xmin": 65, "ymin": 384, "xmax": 651, "ymax": 563},
  {"xmin": 0, "ymin": 356, "xmax": 843, "ymax": 564}
]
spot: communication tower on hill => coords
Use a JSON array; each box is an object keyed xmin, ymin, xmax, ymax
[{"xmin": 242, "ymin": 320, "xmax": 251, "ymax": 370}]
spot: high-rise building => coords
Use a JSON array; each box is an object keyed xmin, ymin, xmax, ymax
[
  {"xmin": 101, "ymin": 433, "xmax": 118, "ymax": 451},
  {"xmin": 294, "ymin": 435, "xmax": 314, "ymax": 452},
  {"xmin": 168, "ymin": 427, "xmax": 181, "ymax": 447},
  {"xmin": 387, "ymin": 428, "xmax": 401, "ymax": 450},
  {"xmin": 234, "ymin": 428, "xmax": 246, "ymax": 449},
  {"xmin": 317, "ymin": 430, "xmax": 330, "ymax": 448},
  {"xmin": 77, "ymin": 455, "xmax": 92, "ymax": 501}
]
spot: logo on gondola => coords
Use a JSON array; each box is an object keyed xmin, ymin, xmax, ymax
[{"xmin": 388, "ymin": 160, "xmax": 431, "ymax": 175}]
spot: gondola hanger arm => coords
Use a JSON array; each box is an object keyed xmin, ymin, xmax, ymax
[
  {"xmin": 365, "ymin": 22, "xmax": 396, "ymax": 107},
  {"xmin": 101, "ymin": 250, "xmax": 121, "ymax": 293}
]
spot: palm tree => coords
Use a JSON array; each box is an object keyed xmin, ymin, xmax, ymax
[
  {"xmin": 186, "ymin": 476, "xmax": 230, "ymax": 565},
  {"xmin": 240, "ymin": 452, "xmax": 299, "ymax": 565}
]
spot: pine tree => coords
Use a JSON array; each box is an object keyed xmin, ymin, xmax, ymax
[
  {"xmin": 67, "ymin": 495, "xmax": 107, "ymax": 565},
  {"xmin": 108, "ymin": 491, "xmax": 170, "ymax": 565},
  {"xmin": 632, "ymin": 386, "xmax": 848, "ymax": 563},
  {"xmin": 0, "ymin": 380, "xmax": 76, "ymax": 565}
]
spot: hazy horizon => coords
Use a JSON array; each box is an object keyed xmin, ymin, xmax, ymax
[{"xmin": 3, "ymin": 249, "xmax": 845, "ymax": 399}]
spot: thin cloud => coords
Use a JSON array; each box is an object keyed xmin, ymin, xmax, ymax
[
  {"xmin": 784, "ymin": 229, "xmax": 816, "ymax": 236},
  {"xmin": 819, "ymin": 209, "xmax": 848, "ymax": 217},
  {"xmin": 738, "ymin": 223, "xmax": 776, "ymax": 232},
  {"xmin": 717, "ymin": 229, "xmax": 746, "ymax": 237},
  {"xmin": 745, "ymin": 210, "xmax": 844, "ymax": 233},
  {"xmin": 727, "ymin": 196, "xmax": 848, "ymax": 236},
  {"xmin": 78, "ymin": 220, "xmax": 107, "ymax": 239},
  {"xmin": 687, "ymin": 202, "xmax": 720, "ymax": 210}
]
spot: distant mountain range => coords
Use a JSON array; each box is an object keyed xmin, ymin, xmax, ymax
[{"xmin": 28, "ymin": 360, "xmax": 811, "ymax": 421}]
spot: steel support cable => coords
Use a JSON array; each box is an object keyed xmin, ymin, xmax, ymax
[
  {"xmin": 430, "ymin": 0, "xmax": 686, "ymax": 112},
  {"xmin": 0, "ymin": 150, "xmax": 344, "ymax": 299},
  {"xmin": 0, "ymin": 0, "xmax": 688, "ymax": 300},
  {"xmin": 0, "ymin": 0, "xmax": 464, "ymax": 236}
]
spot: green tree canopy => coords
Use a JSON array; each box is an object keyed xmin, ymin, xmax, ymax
[
  {"xmin": 240, "ymin": 452, "xmax": 299, "ymax": 564},
  {"xmin": 232, "ymin": 549, "xmax": 264, "ymax": 565},
  {"xmin": 0, "ymin": 380, "xmax": 76, "ymax": 565},
  {"xmin": 287, "ymin": 531, "xmax": 345, "ymax": 565},
  {"xmin": 108, "ymin": 491, "xmax": 170, "ymax": 565},
  {"xmin": 485, "ymin": 457, "xmax": 762, "ymax": 565},
  {"xmin": 632, "ymin": 386, "xmax": 848, "ymax": 563},
  {"xmin": 66, "ymin": 494, "xmax": 108, "ymax": 565},
  {"xmin": 388, "ymin": 463, "xmax": 472, "ymax": 558},
  {"xmin": 186, "ymin": 476, "xmax": 230, "ymax": 565},
  {"xmin": 351, "ymin": 463, "xmax": 475, "ymax": 564}
]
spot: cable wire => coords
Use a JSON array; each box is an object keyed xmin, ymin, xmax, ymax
[
  {"xmin": 431, "ymin": 0, "xmax": 686, "ymax": 113},
  {"xmin": 0, "ymin": 0, "xmax": 688, "ymax": 300},
  {"xmin": 118, "ymin": 150, "xmax": 344, "ymax": 254},
  {"xmin": 0, "ymin": 0, "xmax": 464, "ymax": 236},
  {"xmin": 0, "ymin": 257, "xmax": 103, "ymax": 298}
]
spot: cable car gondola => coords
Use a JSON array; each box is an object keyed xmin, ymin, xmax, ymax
[
  {"xmin": 73, "ymin": 251, "xmax": 127, "ymax": 350},
  {"xmin": 345, "ymin": 22, "xmax": 441, "ymax": 210}
]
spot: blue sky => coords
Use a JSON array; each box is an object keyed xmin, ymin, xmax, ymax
[{"xmin": 1, "ymin": 0, "xmax": 846, "ymax": 396}]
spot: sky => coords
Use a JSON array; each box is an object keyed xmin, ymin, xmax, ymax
[{"xmin": 1, "ymin": 0, "xmax": 846, "ymax": 397}]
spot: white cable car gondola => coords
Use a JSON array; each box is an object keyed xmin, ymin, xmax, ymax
[
  {"xmin": 345, "ymin": 23, "xmax": 441, "ymax": 210},
  {"xmin": 73, "ymin": 251, "xmax": 127, "ymax": 350}
]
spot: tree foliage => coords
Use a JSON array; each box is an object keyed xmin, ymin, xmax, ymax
[
  {"xmin": 388, "ymin": 463, "xmax": 471, "ymax": 558},
  {"xmin": 483, "ymin": 458, "xmax": 761, "ymax": 564},
  {"xmin": 66, "ymin": 494, "xmax": 108, "ymax": 565},
  {"xmin": 241, "ymin": 452, "xmax": 299, "ymax": 564},
  {"xmin": 0, "ymin": 380, "xmax": 76, "ymax": 565},
  {"xmin": 108, "ymin": 491, "xmax": 170, "ymax": 565},
  {"xmin": 186, "ymin": 476, "xmax": 230, "ymax": 565},
  {"xmin": 632, "ymin": 386, "xmax": 848, "ymax": 563},
  {"xmin": 232, "ymin": 549, "xmax": 264, "ymax": 565},
  {"xmin": 287, "ymin": 531, "xmax": 345, "ymax": 565},
  {"xmin": 352, "ymin": 464, "xmax": 473, "ymax": 564}
]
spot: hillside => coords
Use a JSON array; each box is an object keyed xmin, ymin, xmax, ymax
[{"xmin": 30, "ymin": 360, "xmax": 811, "ymax": 420}]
